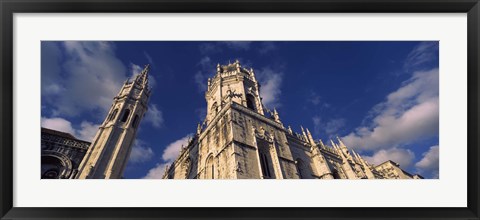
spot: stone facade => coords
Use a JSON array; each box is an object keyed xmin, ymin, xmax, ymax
[
  {"xmin": 41, "ymin": 128, "xmax": 90, "ymax": 179},
  {"xmin": 75, "ymin": 65, "xmax": 151, "ymax": 179},
  {"xmin": 163, "ymin": 61, "xmax": 422, "ymax": 179}
]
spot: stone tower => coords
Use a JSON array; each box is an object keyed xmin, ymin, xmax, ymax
[
  {"xmin": 205, "ymin": 60, "xmax": 265, "ymax": 124},
  {"xmin": 163, "ymin": 60, "xmax": 302, "ymax": 179},
  {"xmin": 76, "ymin": 65, "xmax": 151, "ymax": 179}
]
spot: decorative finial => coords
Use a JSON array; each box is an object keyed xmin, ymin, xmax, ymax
[
  {"xmin": 197, "ymin": 123, "xmax": 202, "ymax": 135},
  {"xmin": 235, "ymin": 59, "xmax": 240, "ymax": 71},
  {"xmin": 306, "ymin": 127, "xmax": 311, "ymax": 135},
  {"xmin": 273, "ymin": 108, "xmax": 280, "ymax": 122}
]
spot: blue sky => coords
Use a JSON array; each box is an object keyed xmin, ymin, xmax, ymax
[{"xmin": 41, "ymin": 41, "xmax": 439, "ymax": 179}]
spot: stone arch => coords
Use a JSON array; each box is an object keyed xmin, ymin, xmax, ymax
[
  {"xmin": 121, "ymin": 108, "xmax": 131, "ymax": 122},
  {"xmin": 41, "ymin": 150, "xmax": 73, "ymax": 179},
  {"xmin": 246, "ymin": 94, "xmax": 256, "ymax": 111},
  {"xmin": 108, "ymin": 108, "xmax": 119, "ymax": 121},
  {"xmin": 211, "ymin": 102, "xmax": 218, "ymax": 114},
  {"xmin": 132, "ymin": 114, "xmax": 139, "ymax": 128},
  {"xmin": 205, "ymin": 154, "xmax": 215, "ymax": 179},
  {"xmin": 183, "ymin": 157, "xmax": 192, "ymax": 178}
]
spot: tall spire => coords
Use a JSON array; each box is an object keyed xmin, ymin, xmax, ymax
[
  {"xmin": 330, "ymin": 139, "xmax": 338, "ymax": 149},
  {"xmin": 197, "ymin": 123, "xmax": 202, "ymax": 135},
  {"xmin": 336, "ymin": 136, "xmax": 352, "ymax": 159},
  {"xmin": 318, "ymin": 139, "xmax": 325, "ymax": 148},
  {"xmin": 334, "ymin": 142, "xmax": 358, "ymax": 179},
  {"xmin": 135, "ymin": 64, "xmax": 150, "ymax": 87},
  {"xmin": 352, "ymin": 149, "xmax": 375, "ymax": 179},
  {"xmin": 337, "ymin": 136, "xmax": 347, "ymax": 150},
  {"xmin": 250, "ymin": 68, "xmax": 256, "ymax": 80},
  {"xmin": 352, "ymin": 149, "xmax": 362, "ymax": 163},
  {"xmin": 305, "ymin": 128, "xmax": 316, "ymax": 146},
  {"xmin": 301, "ymin": 126, "xmax": 308, "ymax": 141}
]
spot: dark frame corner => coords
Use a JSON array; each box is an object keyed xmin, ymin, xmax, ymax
[{"xmin": 1, "ymin": 0, "xmax": 479, "ymax": 219}]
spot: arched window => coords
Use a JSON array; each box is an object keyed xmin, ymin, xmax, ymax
[
  {"xmin": 259, "ymin": 153, "xmax": 272, "ymax": 178},
  {"xmin": 132, "ymin": 115, "xmax": 139, "ymax": 128},
  {"xmin": 121, "ymin": 109, "xmax": 130, "ymax": 122},
  {"xmin": 257, "ymin": 138, "xmax": 274, "ymax": 179},
  {"xmin": 108, "ymin": 109, "xmax": 119, "ymax": 121},
  {"xmin": 211, "ymin": 102, "xmax": 218, "ymax": 114},
  {"xmin": 246, "ymin": 94, "xmax": 256, "ymax": 111},
  {"xmin": 205, "ymin": 155, "xmax": 215, "ymax": 179}
]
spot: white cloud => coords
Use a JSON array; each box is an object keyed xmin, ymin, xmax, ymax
[
  {"xmin": 415, "ymin": 145, "xmax": 439, "ymax": 178},
  {"xmin": 194, "ymin": 56, "xmax": 214, "ymax": 92},
  {"xmin": 313, "ymin": 116, "xmax": 346, "ymax": 137},
  {"xmin": 76, "ymin": 121, "xmax": 99, "ymax": 141},
  {"xmin": 194, "ymin": 71, "xmax": 208, "ymax": 92},
  {"xmin": 307, "ymin": 91, "xmax": 331, "ymax": 109},
  {"xmin": 195, "ymin": 107, "xmax": 207, "ymax": 121},
  {"xmin": 143, "ymin": 51, "xmax": 156, "ymax": 68},
  {"xmin": 143, "ymin": 163, "xmax": 169, "ymax": 179},
  {"xmin": 144, "ymin": 104, "xmax": 164, "ymax": 128},
  {"xmin": 143, "ymin": 134, "xmax": 192, "ymax": 179},
  {"xmin": 404, "ymin": 42, "xmax": 439, "ymax": 71},
  {"xmin": 309, "ymin": 92, "xmax": 322, "ymax": 105},
  {"xmin": 161, "ymin": 135, "xmax": 192, "ymax": 161},
  {"xmin": 341, "ymin": 68, "xmax": 439, "ymax": 151},
  {"xmin": 257, "ymin": 68, "xmax": 283, "ymax": 109},
  {"xmin": 130, "ymin": 63, "xmax": 143, "ymax": 78},
  {"xmin": 41, "ymin": 117, "xmax": 75, "ymax": 135},
  {"xmin": 128, "ymin": 140, "xmax": 155, "ymax": 164},
  {"xmin": 42, "ymin": 41, "xmax": 127, "ymax": 117},
  {"xmin": 41, "ymin": 117, "xmax": 100, "ymax": 142},
  {"xmin": 363, "ymin": 147, "xmax": 415, "ymax": 168}
]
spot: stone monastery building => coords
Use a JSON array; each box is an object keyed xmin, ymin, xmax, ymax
[{"xmin": 162, "ymin": 61, "xmax": 423, "ymax": 179}]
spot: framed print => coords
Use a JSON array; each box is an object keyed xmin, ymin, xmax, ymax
[{"xmin": 1, "ymin": 0, "xmax": 479, "ymax": 219}]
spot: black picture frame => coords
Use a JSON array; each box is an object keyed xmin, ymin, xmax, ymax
[{"xmin": 1, "ymin": 0, "xmax": 479, "ymax": 219}]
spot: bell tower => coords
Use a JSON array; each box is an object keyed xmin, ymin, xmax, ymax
[
  {"xmin": 76, "ymin": 65, "xmax": 151, "ymax": 179},
  {"xmin": 205, "ymin": 60, "xmax": 264, "ymax": 125}
]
